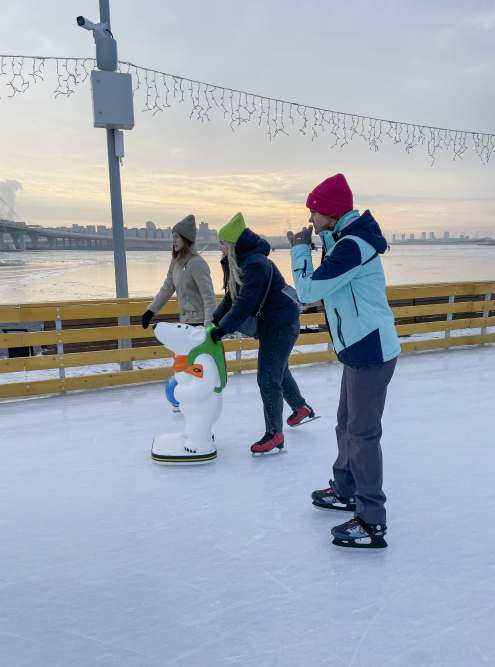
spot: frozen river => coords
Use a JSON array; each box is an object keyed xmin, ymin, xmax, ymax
[
  {"xmin": 1, "ymin": 344, "xmax": 495, "ymax": 666},
  {"xmin": 1, "ymin": 244, "xmax": 495, "ymax": 304}
]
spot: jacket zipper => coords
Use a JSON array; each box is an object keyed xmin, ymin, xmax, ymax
[
  {"xmin": 293, "ymin": 259, "xmax": 307, "ymax": 277},
  {"xmin": 334, "ymin": 308, "xmax": 346, "ymax": 348},
  {"xmin": 350, "ymin": 284, "xmax": 359, "ymax": 316},
  {"xmin": 182, "ymin": 265, "xmax": 190, "ymax": 302}
]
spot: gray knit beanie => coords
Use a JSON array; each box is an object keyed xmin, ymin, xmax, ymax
[{"xmin": 172, "ymin": 214, "xmax": 196, "ymax": 243}]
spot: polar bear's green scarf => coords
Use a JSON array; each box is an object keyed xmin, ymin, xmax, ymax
[{"xmin": 186, "ymin": 322, "xmax": 227, "ymax": 394}]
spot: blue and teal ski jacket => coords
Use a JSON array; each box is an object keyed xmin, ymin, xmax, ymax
[{"xmin": 291, "ymin": 210, "xmax": 400, "ymax": 367}]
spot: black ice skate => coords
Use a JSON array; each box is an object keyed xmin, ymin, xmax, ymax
[
  {"xmin": 287, "ymin": 404, "xmax": 320, "ymax": 427},
  {"xmin": 331, "ymin": 517, "xmax": 388, "ymax": 550},
  {"xmin": 311, "ymin": 480, "xmax": 356, "ymax": 512}
]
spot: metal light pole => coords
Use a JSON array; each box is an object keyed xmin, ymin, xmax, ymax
[
  {"xmin": 78, "ymin": 0, "xmax": 134, "ymax": 370},
  {"xmin": 99, "ymin": 0, "xmax": 129, "ymax": 304},
  {"xmin": 98, "ymin": 0, "xmax": 132, "ymax": 371}
]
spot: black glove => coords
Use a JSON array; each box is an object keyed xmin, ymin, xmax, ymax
[
  {"xmin": 141, "ymin": 309, "xmax": 154, "ymax": 329},
  {"xmin": 210, "ymin": 326, "xmax": 226, "ymax": 344},
  {"xmin": 287, "ymin": 225, "xmax": 314, "ymax": 248},
  {"xmin": 212, "ymin": 314, "xmax": 220, "ymax": 326}
]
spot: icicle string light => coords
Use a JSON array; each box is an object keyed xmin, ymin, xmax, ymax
[{"xmin": 1, "ymin": 55, "xmax": 494, "ymax": 164}]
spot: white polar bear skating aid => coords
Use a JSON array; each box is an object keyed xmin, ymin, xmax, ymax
[{"xmin": 151, "ymin": 322, "xmax": 227, "ymax": 465}]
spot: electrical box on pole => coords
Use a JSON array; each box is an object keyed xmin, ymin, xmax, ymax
[
  {"xmin": 90, "ymin": 71, "xmax": 134, "ymax": 129},
  {"xmin": 96, "ymin": 35, "xmax": 118, "ymax": 71}
]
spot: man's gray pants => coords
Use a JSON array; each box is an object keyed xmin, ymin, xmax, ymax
[{"xmin": 332, "ymin": 357, "xmax": 397, "ymax": 525}]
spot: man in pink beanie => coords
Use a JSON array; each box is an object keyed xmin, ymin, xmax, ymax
[{"xmin": 288, "ymin": 174, "xmax": 400, "ymax": 550}]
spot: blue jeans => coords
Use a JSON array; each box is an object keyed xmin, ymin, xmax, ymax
[{"xmin": 257, "ymin": 320, "xmax": 306, "ymax": 434}]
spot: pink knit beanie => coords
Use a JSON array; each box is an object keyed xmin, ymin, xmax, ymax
[{"xmin": 306, "ymin": 174, "xmax": 353, "ymax": 219}]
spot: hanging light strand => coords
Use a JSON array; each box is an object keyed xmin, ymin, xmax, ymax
[{"xmin": 1, "ymin": 55, "xmax": 494, "ymax": 165}]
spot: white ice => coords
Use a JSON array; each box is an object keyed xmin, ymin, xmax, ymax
[{"xmin": 1, "ymin": 346, "xmax": 495, "ymax": 667}]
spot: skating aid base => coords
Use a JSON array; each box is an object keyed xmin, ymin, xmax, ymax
[
  {"xmin": 151, "ymin": 433, "xmax": 217, "ymax": 465},
  {"xmin": 291, "ymin": 415, "xmax": 321, "ymax": 427}
]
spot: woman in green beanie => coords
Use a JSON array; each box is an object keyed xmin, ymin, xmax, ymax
[
  {"xmin": 211, "ymin": 213, "xmax": 314, "ymax": 454},
  {"xmin": 141, "ymin": 214, "xmax": 217, "ymax": 330}
]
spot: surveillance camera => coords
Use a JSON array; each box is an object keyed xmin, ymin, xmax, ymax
[
  {"xmin": 76, "ymin": 16, "xmax": 110, "ymax": 40},
  {"xmin": 77, "ymin": 16, "xmax": 95, "ymax": 29}
]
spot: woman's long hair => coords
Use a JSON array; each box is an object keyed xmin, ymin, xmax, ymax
[
  {"xmin": 172, "ymin": 236, "xmax": 197, "ymax": 262},
  {"xmin": 222, "ymin": 241, "xmax": 242, "ymax": 299}
]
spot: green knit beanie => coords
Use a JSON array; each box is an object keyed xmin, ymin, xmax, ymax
[{"xmin": 218, "ymin": 212, "xmax": 246, "ymax": 244}]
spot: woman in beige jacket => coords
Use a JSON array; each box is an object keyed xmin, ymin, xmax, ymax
[{"xmin": 141, "ymin": 215, "xmax": 217, "ymax": 329}]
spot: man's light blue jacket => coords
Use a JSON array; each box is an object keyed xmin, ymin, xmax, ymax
[{"xmin": 291, "ymin": 210, "xmax": 401, "ymax": 367}]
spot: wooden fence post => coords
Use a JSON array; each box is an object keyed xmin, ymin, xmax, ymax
[
  {"xmin": 481, "ymin": 292, "xmax": 492, "ymax": 343},
  {"xmin": 55, "ymin": 311, "xmax": 66, "ymax": 391},
  {"xmin": 444, "ymin": 294, "xmax": 456, "ymax": 346},
  {"xmin": 235, "ymin": 331, "xmax": 242, "ymax": 375}
]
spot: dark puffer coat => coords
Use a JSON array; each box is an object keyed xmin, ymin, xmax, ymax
[{"xmin": 214, "ymin": 228, "xmax": 299, "ymax": 337}]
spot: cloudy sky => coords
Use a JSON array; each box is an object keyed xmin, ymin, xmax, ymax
[{"xmin": 1, "ymin": 0, "xmax": 495, "ymax": 237}]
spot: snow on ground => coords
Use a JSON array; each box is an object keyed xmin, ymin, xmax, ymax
[{"xmin": 1, "ymin": 346, "xmax": 495, "ymax": 666}]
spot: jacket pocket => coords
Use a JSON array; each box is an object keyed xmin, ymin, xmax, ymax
[
  {"xmin": 334, "ymin": 308, "xmax": 346, "ymax": 348},
  {"xmin": 350, "ymin": 284, "xmax": 359, "ymax": 317}
]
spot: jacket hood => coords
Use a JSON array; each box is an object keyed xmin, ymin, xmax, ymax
[
  {"xmin": 235, "ymin": 228, "xmax": 271, "ymax": 262},
  {"xmin": 332, "ymin": 210, "xmax": 388, "ymax": 254}
]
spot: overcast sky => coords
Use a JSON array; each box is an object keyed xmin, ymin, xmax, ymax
[{"xmin": 1, "ymin": 0, "xmax": 495, "ymax": 236}]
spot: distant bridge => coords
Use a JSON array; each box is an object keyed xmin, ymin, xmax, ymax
[
  {"xmin": 0, "ymin": 219, "xmax": 121, "ymax": 250},
  {"xmin": 0, "ymin": 220, "xmax": 220, "ymax": 251},
  {"xmin": 0, "ymin": 197, "xmax": 216, "ymax": 252},
  {"xmin": 0, "ymin": 197, "xmax": 119, "ymax": 250},
  {"xmin": 0, "ymin": 219, "xmax": 176, "ymax": 251}
]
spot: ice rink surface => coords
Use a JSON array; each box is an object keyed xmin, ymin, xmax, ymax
[{"xmin": 1, "ymin": 346, "xmax": 495, "ymax": 667}]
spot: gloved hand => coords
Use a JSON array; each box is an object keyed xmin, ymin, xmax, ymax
[
  {"xmin": 210, "ymin": 326, "xmax": 226, "ymax": 344},
  {"xmin": 287, "ymin": 225, "xmax": 314, "ymax": 248},
  {"xmin": 141, "ymin": 309, "xmax": 154, "ymax": 329},
  {"xmin": 212, "ymin": 314, "xmax": 220, "ymax": 326}
]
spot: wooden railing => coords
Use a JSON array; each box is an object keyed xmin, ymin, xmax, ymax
[{"xmin": 1, "ymin": 280, "xmax": 494, "ymax": 399}]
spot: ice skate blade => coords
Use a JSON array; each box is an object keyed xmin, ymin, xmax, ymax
[
  {"xmin": 251, "ymin": 447, "xmax": 286, "ymax": 457},
  {"xmin": 290, "ymin": 416, "xmax": 321, "ymax": 427},
  {"xmin": 332, "ymin": 537, "xmax": 388, "ymax": 550},
  {"xmin": 312, "ymin": 501, "xmax": 355, "ymax": 512}
]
